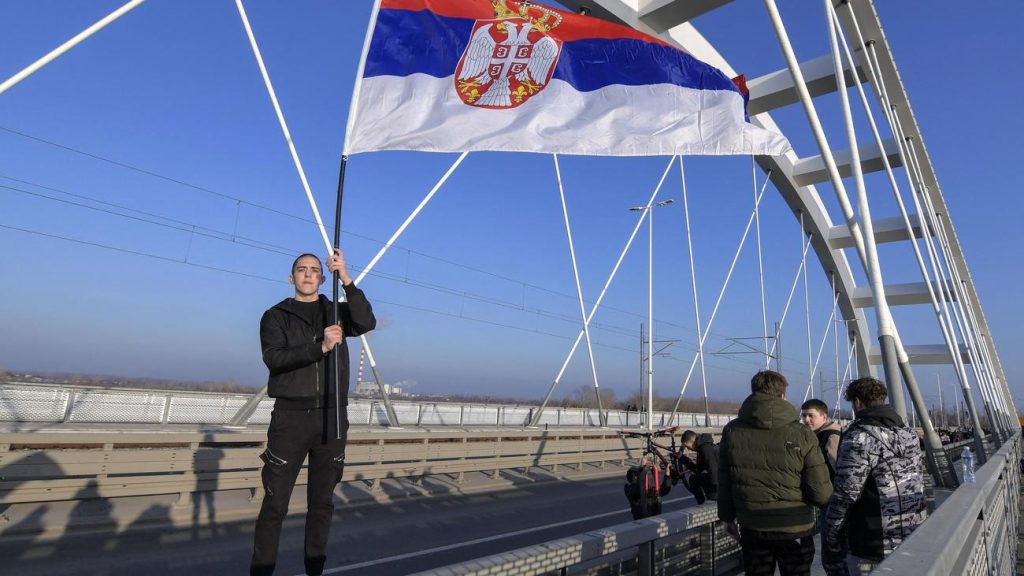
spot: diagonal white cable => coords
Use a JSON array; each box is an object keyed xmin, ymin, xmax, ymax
[
  {"xmin": 678, "ymin": 156, "xmax": 709, "ymax": 425},
  {"xmin": 355, "ymin": 152, "xmax": 468, "ymax": 284},
  {"xmin": 804, "ymin": 290, "xmax": 839, "ymax": 402},
  {"xmin": 237, "ymin": 0, "xmax": 402, "ymax": 425},
  {"xmin": 753, "ymin": 159, "xmax": 770, "ymax": 368},
  {"xmin": 801, "ymin": 211, "xmax": 813, "ymax": 395},
  {"xmin": 857, "ymin": 23, "xmax": 1003, "ymax": 438},
  {"xmin": 832, "ymin": 272, "xmax": 840, "ymax": 400},
  {"xmin": 837, "ymin": 332, "xmax": 855, "ymax": 416},
  {"xmin": 532, "ymin": 157, "xmax": 677, "ymax": 425},
  {"xmin": 675, "ymin": 174, "xmax": 769, "ymax": 402},
  {"xmin": 768, "ymin": 233, "xmax": 813, "ymax": 362},
  {"xmin": 0, "ymin": 0, "xmax": 146, "ymax": 95},
  {"xmin": 857, "ymin": 30, "xmax": 1002, "ymax": 442},
  {"xmin": 832, "ymin": 3, "xmax": 974, "ymax": 402},
  {"xmin": 553, "ymin": 154, "xmax": 603, "ymax": 420},
  {"xmin": 235, "ymin": 0, "xmax": 331, "ymax": 253}
]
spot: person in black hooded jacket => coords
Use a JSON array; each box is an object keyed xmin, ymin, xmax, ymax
[
  {"xmin": 677, "ymin": 430, "xmax": 719, "ymax": 503},
  {"xmin": 251, "ymin": 249, "xmax": 376, "ymax": 576}
]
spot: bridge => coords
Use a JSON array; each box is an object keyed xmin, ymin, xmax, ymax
[{"xmin": 0, "ymin": 0, "xmax": 1020, "ymax": 575}]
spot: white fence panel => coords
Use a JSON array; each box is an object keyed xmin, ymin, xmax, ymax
[
  {"xmin": 246, "ymin": 399, "xmax": 275, "ymax": 425},
  {"xmin": 167, "ymin": 396, "xmax": 247, "ymax": 424},
  {"xmin": 418, "ymin": 404, "xmax": 462, "ymax": 425},
  {"xmin": 68, "ymin": 392, "xmax": 165, "ymax": 423},
  {"xmin": 462, "ymin": 406, "xmax": 499, "ymax": 425},
  {"xmin": 502, "ymin": 407, "xmax": 531, "ymax": 426},
  {"xmin": 0, "ymin": 387, "xmax": 68, "ymax": 422}
]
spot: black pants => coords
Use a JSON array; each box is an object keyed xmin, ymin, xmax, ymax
[
  {"xmin": 739, "ymin": 528, "xmax": 815, "ymax": 576},
  {"xmin": 251, "ymin": 407, "xmax": 349, "ymax": 576}
]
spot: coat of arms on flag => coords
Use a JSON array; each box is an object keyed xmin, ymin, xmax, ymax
[
  {"xmin": 455, "ymin": 1, "xmax": 562, "ymax": 109},
  {"xmin": 345, "ymin": 0, "xmax": 793, "ymax": 157}
]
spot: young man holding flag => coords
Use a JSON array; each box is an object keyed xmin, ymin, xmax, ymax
[{"xmin": 251, "ymin": 249, "xmax": 376, "ymax": 576}]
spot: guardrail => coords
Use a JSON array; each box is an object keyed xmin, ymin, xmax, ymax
[
  {"xmin": 0, "ymin": 428, "xmax": 656, "ymax": 506},
  {"xmin": 399, "ymin": 437, "xmax": 1010, "ymax": 576},
  {"xmin": 410, "ymin": 502, "xmax": 741, "ymax": 576},
  {"xmin": 0, "ymin": 381, "xmax": 735, "ymax": 428},
  {"xmin": 876, "ymin": 431, "xmax": 1020, "ymax": 574}
]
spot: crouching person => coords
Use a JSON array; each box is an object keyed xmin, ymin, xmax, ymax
[{"xmin": 676, "ymin": 430, "xmax": 719, "ymax": 504}]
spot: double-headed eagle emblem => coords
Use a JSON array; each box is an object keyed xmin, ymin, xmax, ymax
[{"xmin": 455, "ymin": 1, "xmax": 563, "ymax": 109}]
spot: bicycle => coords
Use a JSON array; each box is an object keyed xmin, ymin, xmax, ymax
[{"xmin": 619, "ymin": 426, "xmax": 683, "ymax": 519}]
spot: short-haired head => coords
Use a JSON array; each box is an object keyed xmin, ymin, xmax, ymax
[
  {"xmin": 291, "ymin": 253, "xmax": 321, "ymax": 274},
  {"xmin": 800, "ymin": 399, "xmax": 829, "ymax": 430},
  {"xmin": 751, "ymin": 370, "xmax": 788, "ymax": 397},
  {"xmin": 801, "ymin": 399, "xmax": 828, "ymax": 415},
  {"xmin": 681, "ymin": 430, "xmax": 697, "ymax": 446},
  {"xmin": 844, "ymin": 377, "xmax": 888, "ymax": 407}
]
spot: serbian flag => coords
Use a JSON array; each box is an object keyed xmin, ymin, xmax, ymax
[{"xmin": 344, "ymin": 0, "xmax": 791, "ymax": 157}]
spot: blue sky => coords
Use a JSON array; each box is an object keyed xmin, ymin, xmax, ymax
[{"xmin": 0, "ymin": 1, "xmax": 1020, "ymax": 411}]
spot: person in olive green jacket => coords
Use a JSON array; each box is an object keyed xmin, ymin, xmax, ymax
[{"xmin": 718, "ymin": 370, "xmax": 833, "ymax": 576}]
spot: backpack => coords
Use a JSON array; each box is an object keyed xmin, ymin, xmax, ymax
[{"xmin": 624, "ymin": 463, "xmax": 666, "ymax": 519}]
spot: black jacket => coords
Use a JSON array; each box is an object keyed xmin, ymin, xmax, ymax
[
  {"xmin": 693, "ymin": 433, "xmax": 719, "ymax": 498},
  {"xmin": 260, "ymin": 286, "xmax": 376, "ymax": 409}
]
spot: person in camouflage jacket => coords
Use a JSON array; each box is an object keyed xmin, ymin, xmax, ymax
[{"xmin": 823, "ymin": 377, "xmax": 929, "ymax": 575}]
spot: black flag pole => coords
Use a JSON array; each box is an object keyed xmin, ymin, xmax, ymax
[{"xmin": 332, "ymin": 154, "xmax": 348, "ymax": 440}]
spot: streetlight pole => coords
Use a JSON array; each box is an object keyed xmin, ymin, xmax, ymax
[{"xmin": 630, "ymin": 199, "xmax": 674, "ymax": 431}]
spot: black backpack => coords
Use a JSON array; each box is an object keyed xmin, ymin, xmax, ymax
[{"xmin": 624, "ymin": 464, "xmax": 667, "ymax": 519}]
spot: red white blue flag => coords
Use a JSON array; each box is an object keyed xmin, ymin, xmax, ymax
[{"xmin": 344, "ymin": 0, "xmax": 791, "ymax": 156}]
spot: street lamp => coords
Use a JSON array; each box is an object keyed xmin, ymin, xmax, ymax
[{"xmin": 629, "ymin": 198, "xmax": 674, "ymax": 430}]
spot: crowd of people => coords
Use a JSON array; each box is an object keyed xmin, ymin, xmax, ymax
[
  {"xmin": 624, "ymin": 369, "xmax": 931, "ymax": 576},
  {"xmin": 252, "ymin": 249, "xmax": 933, "ymax": 576}
]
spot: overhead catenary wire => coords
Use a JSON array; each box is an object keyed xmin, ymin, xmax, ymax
[
  {"xmin": 0, "ymin": 144, "xmax": 737, "ymax": 343},
  {"xmin": 5, "ymin": 167, "xmax": 794, "ymax": 388},
  {"xmin": 2, "ymin": 175, "xmax": 730, "ymax": 356}
]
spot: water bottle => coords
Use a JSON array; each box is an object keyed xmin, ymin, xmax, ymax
[{"xmin": 961, "ymin": 446, "xmax": 976, "ymax": 483}]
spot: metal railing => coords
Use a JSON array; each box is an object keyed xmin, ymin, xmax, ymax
[
  {"xmin": 0, "ymin": 428, "xmax": 653, "ymax": 506},
  {"xmin": 0, "ymin": 382, "xmax": 735, "ymax": 428},
  {"xmin": 410, "ymin": 502, "xmax": 741, "ymax": 576},
  {"xmin": 408, "ymin": 432, "xmax": 1020, "ymax": 576}
]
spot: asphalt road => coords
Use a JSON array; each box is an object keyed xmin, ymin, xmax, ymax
[{"xmin": 0, "ymin": 474, "xmax": 696, "ymax": 576}]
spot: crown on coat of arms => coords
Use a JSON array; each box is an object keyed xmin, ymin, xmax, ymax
[{"xmin": 490, "ymin": 0, "xmax": 563, "ymax": 33}]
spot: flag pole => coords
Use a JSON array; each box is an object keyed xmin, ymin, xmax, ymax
[{"xmin": 332, "ymin": 155, "xmax": 348, "ymax": 440}]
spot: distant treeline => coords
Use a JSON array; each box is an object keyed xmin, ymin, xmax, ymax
[
  {"xmin": 1, "ymin": 370, "xmax": 741, "ymax": 413},
  {"xmin": 2, "ymin": 370, "xmax": 255, "ymax": 394}
]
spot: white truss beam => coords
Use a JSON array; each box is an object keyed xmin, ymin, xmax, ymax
[
  {"xmin": 748, "ymin": 53, "xmax": 865, "ymax": 115},
  {"xmin": 828, "ymin": 215, "xmax": 924, "ymax": 249},
  {"xmin": 638, "ymin": 0, "xmax": 734, "ymax": 33},
  {"xmin": 869, "ymin": 344, "xmax": 969, "ymax": 366},
  {"xmin": 851, "ymin": 281, "xmax": 955, "ymax": 308},
  {"xmin": 790, "ymin": 138, "xmax": 901, "ymax": 186}
]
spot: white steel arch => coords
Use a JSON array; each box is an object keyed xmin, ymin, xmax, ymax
[{"xmin": 556, "ymin": 0, "xmax": 1014, "ymax": 470}]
